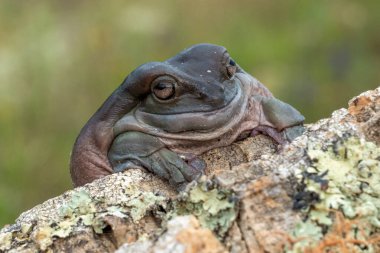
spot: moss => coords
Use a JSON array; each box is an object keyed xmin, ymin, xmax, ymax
[{"xmin": 289, "ymin": 137, "xmax": 380, "ymax": 252}]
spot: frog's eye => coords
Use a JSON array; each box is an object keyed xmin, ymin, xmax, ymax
[
  {"xmin": 226, "ymin": 58, "xmax": 236, "ymax": 79},
  {"xmin": 152, "ymin": 81, "xmax": 175, "ymax": 100}
]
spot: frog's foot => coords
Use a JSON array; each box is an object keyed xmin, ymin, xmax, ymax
[
  {"xmin": 111, "ymin": 149, "xmax": 204, "ymax": 191},
  {"xmin": 179, "ymin": 153, "xmax": 207, "ymax": 174},
  {"xmin": 148, "ymin": 149, "xmax": 205, "ymax": 189},
  {"xmin": 147, "ymin": 151, "xmax": 206, "ymax": 190},
  {"xmin": 250, "ymin": 124, "xmax": 305, "ymax": 144},
  {"xmin": 282, "ymin": 125, "xmax": 305, "ymax": 142},
  {"xmin": 109, "ymin": 132, "xmax": 207, "ymax": 190},
  {"xmin": 250, "ymin": 125, "xmax": 286, "ymax": 144}
]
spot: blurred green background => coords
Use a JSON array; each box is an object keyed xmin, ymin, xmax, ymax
[{"xmin": 0, "ymin": 0, "xmax": 379, "ymax": 226}]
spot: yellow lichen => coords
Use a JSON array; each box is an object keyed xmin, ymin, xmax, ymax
[
  {"xmin": 289, "ymin": 137, "xmax": 380, "ymax": 252},
  {"xmin": 0, "ymin": 232, "xmax": 12, "ymax": 251},
  {"xmin": 170, "ymin": 181, "xmax": 237, "ymax": 237}
]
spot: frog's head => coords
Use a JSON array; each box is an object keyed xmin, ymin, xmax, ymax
[
  {"xmin": 114, "ymin": 44, "xmax": 243, "ymax": 134},
  {"xmin": 136, "ymin": 44, "xmax": 238, "ymax": 113},
  {"xmin": 113, "ymin": 43, "xmax": 304, "ymax": 137}
]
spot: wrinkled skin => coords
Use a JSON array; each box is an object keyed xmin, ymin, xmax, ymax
[{"xmin": 70, "ymin": 44, "xmax": 305, "ymax": 189}]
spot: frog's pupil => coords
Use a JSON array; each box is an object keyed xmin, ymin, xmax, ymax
[
  {"xmin": 156, "ymin": 83, "xmax": 169, "ymax": 90},
  {"xmin": 229, "ymin": 59, "xmax": 236, "ymax": 66}
]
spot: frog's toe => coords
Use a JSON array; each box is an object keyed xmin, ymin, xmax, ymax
[
  {"xmin": 155, "ymin": 149, "xmax": 203, "ymax": 188},
  {"xmin": 187, "ymin": 157, "xmax": 206, "ymax": 175},
  {"xmin": 159, "ymin": 149, "xmax": 205, "ymax": 184},
  {"xmin": 283, "ymin": 125, "xmax": 305, "ymax": 142},
  {"xmin": 250, "ymin": 124, "xmax": 305, "ymax": 144},
  {"xmin": 250, "ymin": 125, "xmax": 286, "ymax": 144},
  {"xmin": 179, "ymin": 153, "xmax": 206, "ymax": 177}
]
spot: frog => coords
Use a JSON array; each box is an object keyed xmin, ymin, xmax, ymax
[{"xmin": 70, "ymin": 43, "xmax": 305, "ymax": 189}]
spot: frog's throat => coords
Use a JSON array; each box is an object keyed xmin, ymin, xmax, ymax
[{"xmin": 113, "ymin": 80, "xmax": 251, "ymax": 142}]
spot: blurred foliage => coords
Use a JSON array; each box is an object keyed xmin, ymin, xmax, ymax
[{"xmin": 0, "ymin": 0, "xmax": 379, "ymax": 226}]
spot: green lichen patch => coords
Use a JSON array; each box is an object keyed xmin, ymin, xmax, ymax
[
  {"xmin": 0, "ymin": 231, "xmax": 12, "ymax": 251},
  {"xmin": 289, "ymin": 137, "xmax": 380, "ymax": 252},
  {"xmin": 168, "ymin": 180, "xmax": 237, "ymax": 237},
  {"xmin": 1, "ymin": 187, "xmax": 169, "ymax": 251},
  {"xmin": 48, "ymin": 188, "xmax": 166, "ymax": 242},
  {"xmin": 288, "ymin": 220, "xmax": 323, "ymax": 250},
  {"xmin": 59, "ymin": 189, "xmax": 96, "ymax": 217},
  {"xmin": 24, "ymin": 190, "xmax": 102, "ymax": 250},
  {"xmin": 125, "ymin": 192, "xmax": 166, "ymax": 222}
]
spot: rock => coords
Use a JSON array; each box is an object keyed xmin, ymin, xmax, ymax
[
  {"xmin": 1, "ymin": 87, "xmax": 380, "ymax": 253},
  {"xmin": 116, "ymin": 215, "xmax": 227, "ymax": 253},
  {"xmin": 349, "ymin": 87, "xmax": 380, "ymax": 144}
]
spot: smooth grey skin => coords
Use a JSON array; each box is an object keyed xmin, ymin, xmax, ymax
[{"xmin": 70, "ymin": 43, "xmax": 305, "ymax": 189}]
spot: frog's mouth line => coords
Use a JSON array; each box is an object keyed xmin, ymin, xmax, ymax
[{"xmin": 113, "ymin": 76, "xmax": 252, "ymax": 141}]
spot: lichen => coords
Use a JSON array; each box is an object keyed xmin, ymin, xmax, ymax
[
  {"xmin": 0, "ymin": 186, "xmax": 169, "ymax": 251},
  {"xmin": 289, "ymin": 220, "xmax": 323, "ymax": 250},
  {"xmin": 0, "ymin": 231, "xmax": 12, "ymax": 251},
  {"xmin": 25, "ymin": 190, "xmax": 100, "ymax": 250},
  {"xmin": 59, "ymin": 189, "xmax": 96, "ymax": 217},
  {"xmin": 31, "ymin": 226, "xmax": 54, "ymax": 251},
  {"xmin": 126, "ymin": 191, "xmax": 166, "ymax": 222},
  {"xmin": 289, "ymin": 136, "xmax": 380, "ymax": 252},
  {"xmin": 169, "ymin": 180, "xmax": 237, "ymax": 237}
]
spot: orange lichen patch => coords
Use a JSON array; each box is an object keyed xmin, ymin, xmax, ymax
[
  {"xmin": 348, "ymin": 88, "xmax": 380, "ymax": 123},
  {"xmin": 246, "ymin": 176, "xmax": 274, "ymax": 193},
  {"xmin": 176, "ymin": 217, "xmax": 227, "ymax": 253},
  {"xmin": 244, "ymin": 177, "xmax": 282, "ymax": 208},
  {"xmin": 265, "ymin": 198, "xmax": 281, "ymax": 209},
  {"xmin": 260, "ymin": 230, "xmax": 306, "ymax": 252},
  {"xmin": 348, "ymin": 96, "xmax": 372, "ymax": 116},
  {"xmin": 303, "ymin": 211, "xmax": 380, "ymax": 253},
  {"xmin": 272, "ymin": 211, "xmax": 380, "ymax": 253}
]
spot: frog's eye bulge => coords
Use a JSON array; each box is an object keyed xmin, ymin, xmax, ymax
[
  {"xmin": 151, "ymin": 76, "xmax": 177, "ymax": 101},
  {"xmin": 152, "ymin": 82, "xmax": 175, "ymax": 100}
]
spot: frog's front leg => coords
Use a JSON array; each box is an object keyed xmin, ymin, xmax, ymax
[{"xmin": 108, "ymin": 131, "xmax": 204, "ymax": 189}]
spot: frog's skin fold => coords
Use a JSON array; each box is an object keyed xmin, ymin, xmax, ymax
[{"xmin": 70, "ymin": 43, "xmax": 305, "ymax": 189}]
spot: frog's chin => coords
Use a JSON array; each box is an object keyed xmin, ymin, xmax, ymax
[{"xmin": 113, "ymin": 79, "xmax": 250, "ymax": 141}]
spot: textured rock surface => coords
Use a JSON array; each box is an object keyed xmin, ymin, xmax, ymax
[
  {"xmin": 0, "ymin": 87, "xmax": 379, "ymax": 253},
  {"xmin": 115, "ymin": 215, "xmax": 227, "ymax": 253},
  {"xmin": 349, "ymin": 87, "xmax": 380, "ymax": 145}
]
